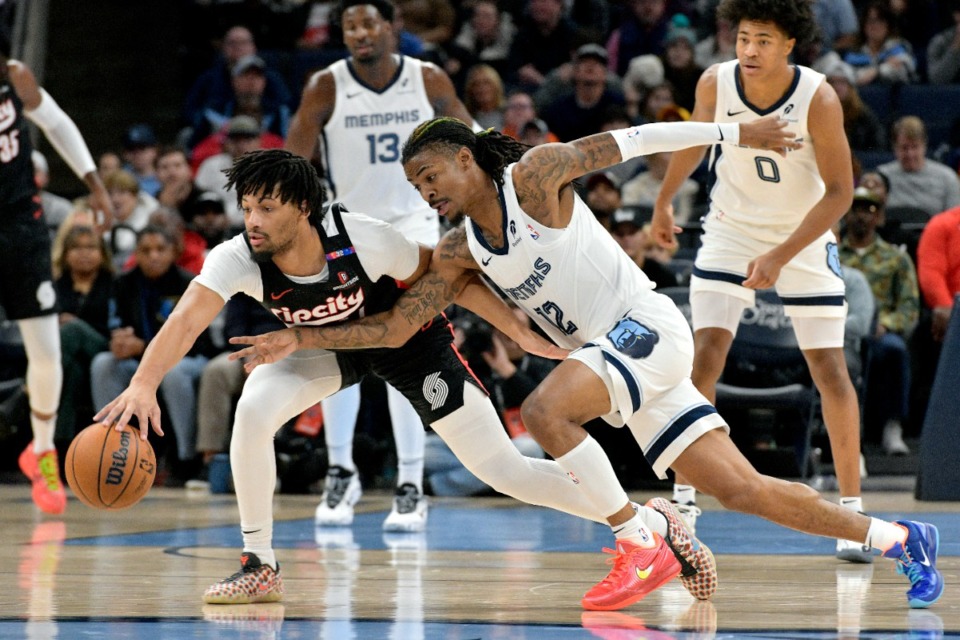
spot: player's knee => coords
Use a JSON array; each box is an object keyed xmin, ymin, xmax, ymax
[{"xmin": 519, "ymin": 390, "xmax": 554, "ymax": 437}]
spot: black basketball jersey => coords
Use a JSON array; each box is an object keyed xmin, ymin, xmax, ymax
[
  {"xmin": 252, "ymin": 202, "xmax": 409, "ymax": 329},
  {"xmin": 0, "ymin": 75, "xmax": 38, "ymax": 206}
]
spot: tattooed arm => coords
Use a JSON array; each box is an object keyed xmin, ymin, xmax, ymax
[{"xmin": 228, "ymin": 226, "xmax": 478, "ymax": 370}]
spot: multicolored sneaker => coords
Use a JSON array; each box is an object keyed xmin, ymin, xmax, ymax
[
  {"xmin": 315, "ymin": 466, "xmax": 362, "ymax": 527},
  {"xmin": 203, "ymin": 552, "xmax": 283, "ymax": 604},
  {"xmin": 581, "ymin": 535, "xmax": 681, "ymax": 611},
  {"xmin": 672, "ymin": 500, "xmax": 701, "ymax": 535},
  {"xmin": 646, "ymin": 497, "xmax": 717, "ymax": 600},
  {"xmin": 382, "ymin": 483, "xmax": 428, "ymax": 533},
  {"xmin": 18, "ymin": 442, "xmax": 66, "ymax": 515},
  {"xmin": 882, "ymin": 521, "xmax": 943, "ymax": 609}
]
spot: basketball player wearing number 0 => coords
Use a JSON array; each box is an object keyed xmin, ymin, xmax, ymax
[{"xmin": 652, "ymin": 0, "xmax": 869, "ymax": 562}]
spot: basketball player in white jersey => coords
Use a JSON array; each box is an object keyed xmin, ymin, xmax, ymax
[
  {"xmin": 651, "ymin": 0, "xmax": 868, "ymax": 563},
  {"xmin": 231, "ymin": 118, "xmax": 943, "ymax": 611},
  {"xmin": 284, "ymin": 0, "xmax": 478, "ymax": 533}
]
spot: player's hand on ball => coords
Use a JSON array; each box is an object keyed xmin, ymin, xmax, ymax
[
  {"xmin": 229, "ymin": 328, "xmax": 300, "ymax": 372},
  {"xmin": 93, "ymin": 382, "xmax": 164, "ymax": 441}
]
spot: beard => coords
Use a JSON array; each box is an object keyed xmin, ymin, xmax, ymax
[{"xmin": 251, "ymin": 247, "xmax": 275, "ymax": 264}]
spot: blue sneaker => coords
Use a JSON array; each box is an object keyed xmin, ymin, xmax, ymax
[{"xmin": 882, "ymin": 521, "xmax": 944, "ymax": 608}]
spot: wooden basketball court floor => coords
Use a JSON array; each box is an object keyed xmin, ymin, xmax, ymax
[{"xmin": 1, "ymin": 484, "xmax": 957, "ymax": 639}]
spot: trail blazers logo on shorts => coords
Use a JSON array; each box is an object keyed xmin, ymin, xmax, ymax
[{"xmin": 423, "ymin": 372, "xmax": 449, "ymax": 411}]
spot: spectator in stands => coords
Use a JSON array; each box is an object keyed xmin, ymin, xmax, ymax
[
  {"xmin": 609, "ymin": 207, "xmax": 679, "ymax": 289},
  {"xmin": 190, "ymin": 54, "xmax": 292, "ymax": 148},
  {"xmin": 840, "ymin": 265, "xmax": 875, "ymax": 391},
  {"xmin": 912, "ymin": 203, "xmax": 960, "ymax": 433},
  {"xmin": 878, "ymin": 116, "xmax": 960, "ymax": 218},
  {"xmin": 120, "ymin": 124, "xmax": 161, "ymax": 197},
  {"xmin": 91, "ymin": 225, "xmax": 215, "ymax": 484},
  {"xmin": 533, "ymin": 43, "xmax": 625, "ymax": 114},
  {"xmin": 926, "ymin": 0, "xmax": 960, "ymax": 84},
  {"xmin": 103, "ymin": 169, "xmax": 159, "ymax": 266},
  {"xmin": 506, "ymin": 0, "xmax": 579, "ymax": 91},
  {"xmin": 424, "ymin": 307, "xmax": 552, "ymax": 496},
  {"xmin": 839, "ymin": 186, "xmax": 920, "ymax": 455},
  {"xmin": 822, "ymin": 58, "xmax": 886, "ymax": 153},
  {"xmin": 584, "ymin": 170, "xmax": 622, "ymax": 229},
  {"xmin": 501, "ymin": 90, "xmax": 557, "ymax": 142},
  {"xmin": 97, "ymin": 151, "xmax": 121, "ymax": 181},
  {"xmin": 190, "ymin": 116, "xmax": 284, "ymax": 174},
  {"xmin": 156, "ymin": 146, "xmax": 203, "ymax": 220},
  {"xmin": 606, "ymin": 0, "xmax": 672, "ymax": 76},
  {"xmin": 143, "ymin": 207, "xmax": 206, "ymax": 276},
  {"xmin": 182, "ymin": 25, "xmax": 292, "ymax": 142},
  {"xmin": 463, "ymin": 64, "xmax": 506, "ymax": 130},
  {"xmin": 860, "ymin": 169, "xmax": 890, "ymax": 201},
  {"xmin": 694, "ymin": 15, "xmax": 736, "ymax": 69},
  {"xmin": 540, "ymin": 44, "xmax": 626, "ymax": 141},
  {"xmin": 446, "ymin": 0, "xmax": 517, "ymax": 83},
  {"xmin": 844, "ymin": 1, "xmax": 918, "ymax": 85},
  {"xmin": 635, "ymin": 80, "xmax": 677, "ymax": 124},
  {"xmin": 395, "ymin": 0, "xmax": 457, "ymax": 49},
  {"xmin": 54, "ymin": 224, "xmax": 114, "ymax": 443},
  {"xmin": 31, "ymin": 150, "xmax": 73, "ymax": 231},
  {"xmin": 661, "ymin": 25, "xmax": 702, "ymax": 112},
  {"xmin": 186, "ymin": 192, "xmax": 232, "ymax": 254},
  {"xmin": 811, "ymin": 0, "xmax": 859, "ymax": 53},
  {"xmin": 517, "ymin": 118, "xmax": 552, "ymax": 146},
  {"xmin": 195, "ymin": 115, "xmax": 263, "ymax": 228},
  {"xmin": 622, "ymin": 54, "xmax": 664, "ymax": 121}
]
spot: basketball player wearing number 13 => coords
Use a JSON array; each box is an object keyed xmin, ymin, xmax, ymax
[{"xmin": 652, "ymin": 0, "xmax": 871, "ymax": 563}]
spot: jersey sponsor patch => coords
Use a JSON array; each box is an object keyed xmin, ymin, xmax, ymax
[{"xmin": 271, "ymin": 290, "xmax": 365, "ymax": 325}]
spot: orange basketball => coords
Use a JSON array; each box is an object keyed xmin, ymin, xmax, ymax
[{"xmin": 65, "ymin": 423, "xmax": 156, "ymax": 510}]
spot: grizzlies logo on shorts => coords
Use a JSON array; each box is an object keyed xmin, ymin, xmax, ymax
[
  {"xmin": 607, "ymin": 317, "xmax": 660, "ymax": 359},
  {"xmin": 826, "ymin": 241, "xmax": 843, "ymax": 279}
]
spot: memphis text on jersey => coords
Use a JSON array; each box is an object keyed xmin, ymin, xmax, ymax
[
  {"xmin": 344, "ymin": 110, "xmax": 420, "ymax": 129},
  {"xmin": 501, "ymin": 257, "xmax": 551, "ymax": 302}
]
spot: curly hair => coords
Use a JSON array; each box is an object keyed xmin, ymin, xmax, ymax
[
  {"xmin": 401, "ymin": 117, "xmax": 529, "ymax": 188},
  {"xmin": 716, "ymin": 0, "xmax": 819, "ymax": 45},
  {"xmin": 223, "ymin": 149, "xmax": 327, "ymax": 226},
  {"xmin": 338, "ymin": 0, "xmax": 395, "ymax": 22}
]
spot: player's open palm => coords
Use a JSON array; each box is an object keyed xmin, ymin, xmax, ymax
[
  {"xmin": 229, "ymin": 328, "xmax": 300, "ymax": 372},
  {"xmin": 739, "ymin": 116, "xmax": 802, "ymax": 157}
]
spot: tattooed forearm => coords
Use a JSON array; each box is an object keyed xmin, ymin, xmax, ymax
[
  {"xmin": 396, "ymin": 271, "xmax": 453, "ymax": 326},
  {"xmin": 514, "ymin": 132, "xmax": 623, "ymax": 209},
  {"xmin": 569, "ymin": 132, "xmax": 623, "ymax": 172},
  {"xmin": 299, "ymin": 319, "xmax": 394, "ymax": 350}
]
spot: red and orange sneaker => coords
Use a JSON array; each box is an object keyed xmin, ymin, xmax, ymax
[
  {"xmin": 646, "ymin": 497, "xmax": 717, "ymax": 600},
  {"xmin": 19, "ymin": 442, "xmax": 66, "ymax": 515},
  {"xmin": 204, "ymin": 552, "xmax": 284, "ymax": 604},
  {"xmin": 581, "ymin": 535, "xmax": 681, "ymax": 611}
]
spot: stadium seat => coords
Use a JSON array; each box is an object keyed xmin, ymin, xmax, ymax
[{"xmin": 896, "ymin": 85, "xmax": 960, "ymax": 150}]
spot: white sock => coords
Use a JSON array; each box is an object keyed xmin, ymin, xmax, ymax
[
  {"xmin": 387, "ymin": 384, "xmax": 425, "ymax": 491},
  {"xmin": 244, "ymin": 547, "xmax": 277, "ymax": 570},
  {"xmin": 397, "ymin": 458, "xmax": 423, "ymax": 491},
  {"xmin": 322, "ymin": 385, "xmax": 360, "ymax": 471},
  {"xmin": 31, "ymin": 413, "xmax": 56, "ymax": 453},
  {"xmin": 865, "ymin": 518, "xmax": 907, "ymax": 553},
  {"xmin": 638, "ymin": 505, "xmax": 669, "ymax": 538},
  {"xmin": 554, "ymin": 436, "xmax": 631, "ymax": 520},
  {"xmin": 673, "ymin": 483, "xmax": 696, "ymax": 505},
  {"xmin": 839, "ymin": 496, "xmax": 863, "ymax": 513},
  {"xmin": 613, "ymin": 513, "xmax": 657, "ymax": 548}
]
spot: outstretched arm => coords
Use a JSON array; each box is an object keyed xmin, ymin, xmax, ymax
[
  {"xmin": 229, "ymin": 227, "xmax": 477, "ymax": 370},
  {"xmin": 284, "ymin": 70, "xmax": 335, "ymax": 159}
]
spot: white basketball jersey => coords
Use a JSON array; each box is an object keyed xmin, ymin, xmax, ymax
[
  {"xmin": 466, "ymin": 165, "xmax": 673, "ymax": 350},
  {"xmin": 710, "ymin": 60, "xmax": 825, "ymax": 229},
  {"xmin": 322, "ymin": 55, "xmax": 439, "ymax": 244}
]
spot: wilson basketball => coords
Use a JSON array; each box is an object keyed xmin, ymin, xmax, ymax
[{"xmin": 65, "ymin": 423, "xmax": 156, "ymax": 510}]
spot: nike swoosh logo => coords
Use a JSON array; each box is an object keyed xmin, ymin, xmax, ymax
[
  {"xmin": 726, "ymin": 109, "xmax": 746, "ymax": 116},
  {"xmin": 636, "ymin": 564, "xmax": 653, "ymax": 580},
  {"xmin": 481, "ymin": 256, "xmax": 492, "ymax": 266},
  {"xmin": 717, "ymin": 126, "xmax": 724, "ymax": 142},
  {"xmin": 346, "ymin": 91, "xmax": 363, "ymax": 99},
  {"xmin": 270, "ymin": 289, "xmax": 293, "ymax": 301},
  {"xmin": 917, "ymin": 542, "xmax": 931, "ymax": 566}
]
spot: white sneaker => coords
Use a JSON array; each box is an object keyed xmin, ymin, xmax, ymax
[
  {"xmin": 672, "ymin": 500, "xmax": 701, "ymax": 536},
  {"xmin": 836, "ymin": 536, "xmax": 874, "ymax": 564},
  {"xmin": 315, "ymin": 466, "xmax": 362, "ymax": 527},
  {"xmin": 383, "ymin": 483, "xmax": 428, "ymax": 532},
  {"xmin": 882, "ymin": 421, "xmax": 910, "ymax": 456}
]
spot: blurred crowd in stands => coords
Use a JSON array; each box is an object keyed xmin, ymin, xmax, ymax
[{"xmin": 4, "ymin": 0, "xmax": 960, "ymax": 491}]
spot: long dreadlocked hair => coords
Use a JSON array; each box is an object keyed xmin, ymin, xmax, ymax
[
  {"xmin": 401, "ymin": 117, "xmax": 529, "ymax": 188},
  {"xmin": 223, "ymin": 149, "xmax": 327, "ymax": 226}
]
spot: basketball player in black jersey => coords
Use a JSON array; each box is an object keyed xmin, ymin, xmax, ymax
[
  {"xmin": 1, "ymin": 38, "xmax": 113, "ymax": 515},
  {"xmin": 95, "ymin": 149, "xmax": 624, "ymax": 605}
]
